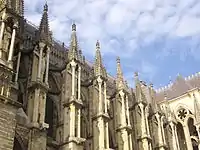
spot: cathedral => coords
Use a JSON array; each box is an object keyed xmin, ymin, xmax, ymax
[{"xmin": 0, "ymin": 1, "xmax": 200, "ymax": 150}]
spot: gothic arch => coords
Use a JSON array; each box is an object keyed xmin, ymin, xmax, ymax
[
  {"xmin": 13, "ymin": 132, "xmax": 26, "ymax": 150},
  {"xmin": 80, "ymin": 91, "xmax": 89, "ymax": 138},
  {"xmin": 48, "ymin": 71, "xmax": 61, "ymax": 94},
  {"xmin": 175, "ymin": 103, "xmax": 194, "ymax": 115},
  {"xmin": 45, "ymin": 94, "xmax": 59, "ymax": 140},
  {"xmin": 175, "ymin": 104, "xmax": 196, "ymax": 125}
]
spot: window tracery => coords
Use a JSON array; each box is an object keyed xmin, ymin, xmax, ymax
[{"xmin": 177, "ymin": 108, "xmax": 188, "ymax": 120}]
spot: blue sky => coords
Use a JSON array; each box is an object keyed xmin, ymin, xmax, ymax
[{"xmin": 24, "ymin": 0, "xmax": 200, "ymax": 89}]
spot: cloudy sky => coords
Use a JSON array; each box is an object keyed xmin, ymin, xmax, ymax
[{"xmin": 24, "ymin": 0, "xmax": 200, "ymax": 89}]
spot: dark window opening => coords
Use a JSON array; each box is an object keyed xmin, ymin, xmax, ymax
[
  {"xmin": 45, "ymin": 96, "xmax": 56, "ymax": 140},
  {"xmin": 13, "ymin": 137, "xmax": 22, "ymax": 150}
]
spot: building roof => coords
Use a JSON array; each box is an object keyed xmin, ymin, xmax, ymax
[{"xmin": 155, "ymin": 72, "xmax": 200, "ymax": 102}]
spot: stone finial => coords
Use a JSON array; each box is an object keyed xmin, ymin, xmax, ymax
[
  {"xmin": 134, "ymin": 72, "xmax": 138, "ymax": 77},
  {"xmin": 96, "ymin": 40, "xmax": 100, "ymax": 49},
  {"xmin": 116, "ymin": 57, "xmax": 126, "ymax": 91},
  {"xmin": 150, "ymin": 83, "xmax": 153, "ymax": 88},
  {"xmin": 38, "ymin": 2, "xmax": 51, "ymax": 43},
  {"xmin": 68, "ymin": 23, "xmax": 79, "ymax": 61},
  {"xmin": 72, "ymin": 23, "xmax": 76, "ymax": 31},
  {"xmin": 94, "ymin": 40, "xmax": 106, "ymax": 78},
  {"xmin": 44, "ymin": 1, "xmax": 48, "ymax": 12}
]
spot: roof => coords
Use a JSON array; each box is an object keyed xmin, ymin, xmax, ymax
[{"xmin": 155, "ymin": 72, "xmax": 200, "ymax": 102}]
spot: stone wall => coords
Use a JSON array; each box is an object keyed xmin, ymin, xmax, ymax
[{"xmin": 0, "ymin": 102, "xmax": 17, "ymax": 150}]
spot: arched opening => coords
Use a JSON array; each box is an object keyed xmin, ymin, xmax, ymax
[
  {"xmin": 45, "ymin": 96, "xmax": 58, "ymax": 140},
  {"xmin": 192, "ymin": 139, "xmax": 198, "ymax": 150},
  {"xmin": 177, "ymin": 122, "xmax": 187, "ymax": 150},
  {"xmin": 188, "ymin": 118, "xmax": 198, "ymax": 150},
  {"xmin": 80, "ymin": 94, "xmax": 88, "ymax": 139},
  {"xmin": 81, "ymin": 114, "xmax": 87, "ymax": 138},
  {"xmin": 188, "ymin": 118, "xmax": 198, "ymax": 136},
  {"xmin": 13, "ymin": 134, "xmax": 25, "ymax": 150},
  {"xmin": 109, "ymin": 127, "xmax": 115, "ymax": 149},
  {"xmin": 13, "ymin": 137, "xmax": 22, "ymax": 150}
]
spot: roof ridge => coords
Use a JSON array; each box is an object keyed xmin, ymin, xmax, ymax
[{"xmin": 156, "ymin": 72, "xmax": 200, "ymax": 93}]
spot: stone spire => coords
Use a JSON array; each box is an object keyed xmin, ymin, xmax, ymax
[
  {"xmin": 38, "ymin": 2, "xmax": 51, "ymax": 44},
  {"xmin": 134, "ymin": 72, "xmax": 146, "ymax": 103},
  {"xmin": 68, "ymin": 23, "xmax": 79, "ymax": 61},
  {"xmin": 94, "ymin": 40, "xmax": 106, "ymax": 78},
  {"xmin": 116, "ymin": 57, "xmax": 125, "ymax": 91},
  {"xmin": 193, "ymin": 93, "xmax": 200, "ymax": 124},
  {"xmin": 149, "ymin": 83, "xmax": 159, "ymax": 112}
]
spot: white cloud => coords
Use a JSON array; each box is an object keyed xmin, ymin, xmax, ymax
[{"xmin": 24, "ymin": 0, "xmax": 200, "ymax": 86}]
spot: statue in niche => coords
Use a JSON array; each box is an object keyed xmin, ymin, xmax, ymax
[{"xmin": 41, "ymin": 46, "xmax": 47, "ymax": 82}]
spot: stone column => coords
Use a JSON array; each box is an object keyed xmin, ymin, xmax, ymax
[
  {"xmin": 0, "ymin": 12, "xmax": 6, "ymax": 58},
  {"xmin": 104, "ymin": 82, "xmax": 109, "ymax": 149},
  {"xmin": 104, "ymin": 82, "xmax": 107, "ymax": 114},
  {"xmin": 145, "ymin": 111, "xmax": 152, "ymax": 150},
  {"xmin": 77, "ymin": 108, "xmax": 81, "ymax": 138},
  {"xmin": 183, "ymin": 123, "xmax": 193, "ymax": 150},
  {"xmin": 129, "ymin": 134, "xmax": 133, "ymax": 150},
  {"xmin": 174, "ymin": 125, "xmax": 180, "ymax": 150},
  {"xmin": 98, "ymin": 117, "xmax": 105, "ymax": 150},
  {"xmin": 78, "ymin": 66, "xmax": 81, "ymax": 100},
  {"xmin": 39, "ymin": 93, "xmax": 46, "ymax": 124},
  {"xmin": 97, "ymin": 77, "xmax": 102, "ymax": 113},
  {"xmin": 155, "ymin": 113, "xmax": 164, "ymax": 150},
  {"xmin": 169, "ymin": 122, "xmax": 178, "ymax": 150},
  {"xmin": 145, "ymin": 108, "xmax": 150, "ymax": 136},
  {"xmin": 37, "ymin": 45, "xmax": 43, "ymax": 79},
  {"xmin": 69, "ymin": 103, "xmax": 75, "ymax": 137},
  {"xmin": 160, "ymin": 116, "xmax": 166, "ymax": 145},
  {"xmin": 105, "ymin": 122, "xmax": 109, "ymax": 149},
  {"xmin": 125, "ymin": 95, "xmax": 131, "ymax": 126},
  {"xmin": 119, "ymin": 91, "xmax": 126, "ymax": 126},
  {"xmin": 14, "ymin": 51, "xmax": 21, "ymax": 82},
  {"xmin": 71, "ymin": 61, "xmax": 76, "ymax": 97},
  {"xmin": 45, "ymin": 48, "xmax": 50, "ymax": 84},
  {"xmin": 139, "ymin": 103, "xmax": 149, "ymax": 150},
  {"xmin": 8, "ymin": 24, "xmax": 17, "ymax": 62},
  {"xmin": 0, "ymin": 21, "xmax": 5, "ymax": 58},
  {"xmin": 32, "ymin": 89, "xmax": 40, "ymax": 123},
  {"xmin": 121, "ymin": 129, "xmax": 129, "ymax": 150}
]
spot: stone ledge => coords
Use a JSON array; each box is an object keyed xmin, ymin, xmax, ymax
[
  {"xmin": 27, "ymin": 80, "xmax": 49, "ymax": 92},
  {"xmin": 62, "ymin": 136, "xmax": 86, "ymax": 145},
  {"xmin": 63, "ymin": 96, "xmax": 83, "ymax": 107},
  {"xmin": 116, "ymin": 125, "xmax": 132, "ymax": 133},
  {"xmin": 92, "ymin": 112, "xmax": 110, "ymax": 121}
]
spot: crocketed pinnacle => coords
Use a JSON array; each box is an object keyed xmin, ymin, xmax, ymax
[
  {"xmin": 116, "ymin": 57, "xmax": 125, "ymax": 91},
  {"xmin": 149, "ymin": 83, "xmax": 158, "ymax": 112},
  {"xmin": 94, "ymin": 40, "xmax": 106, "ymax": 78},
  {"xmin": 68, "ymin": 23, "xmax": 79, "ymax": 61},
  {"xmin": 134, "ymin": 72, "xmax": 146, "ymax": 103},
  {"xmin": 38, "ymin": 2, "xmax": 51, "ymax": 43}
]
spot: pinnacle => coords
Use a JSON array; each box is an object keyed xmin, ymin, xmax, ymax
[
  {"xmin": 116, "ymin": 56, "xmax": 120, "ymax": 64},
  {"xmin": 96, "ymin": 40, "xmax": 100, "ymax": 49},
  {"xmin": 72, "ymin": 23, "xmax": 76, "ymax": 31},
  {"xmin": 38, "ymin": 2, "xmax": 51, "ymax": 43},
  {"xmin": 134, "ymin": 72, "xmax": 138, "ymax": 77},
  {"xmin": 44, "ymin": 2, "xmax": 48, "ymax": 12}
]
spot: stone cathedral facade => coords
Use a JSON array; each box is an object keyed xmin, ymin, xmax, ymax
[{"xmin": 0, "ymin": 1, "xmax": 200, "ymax": 150}]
